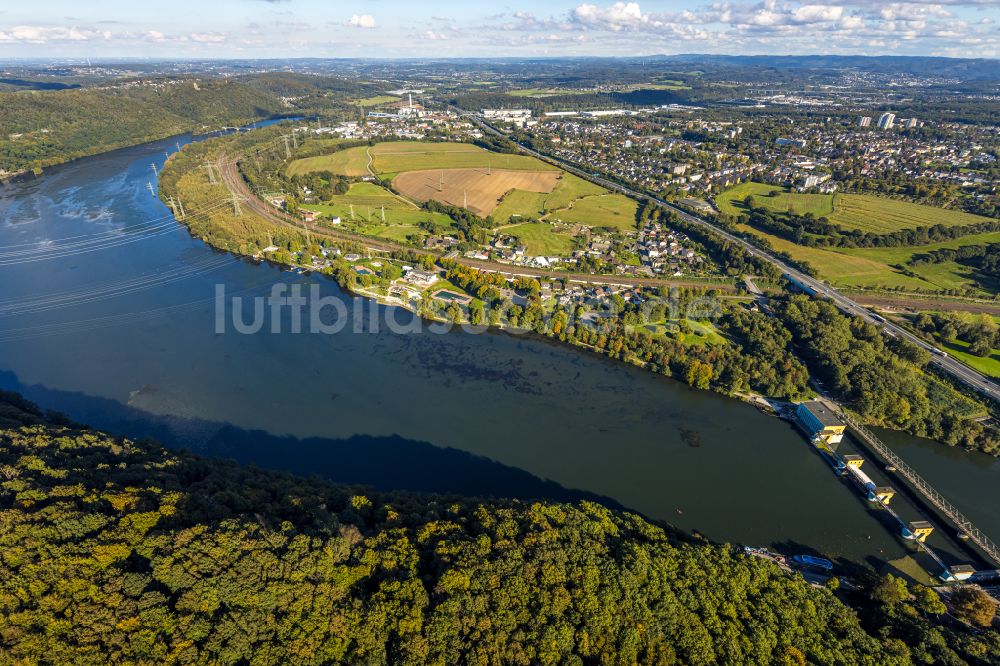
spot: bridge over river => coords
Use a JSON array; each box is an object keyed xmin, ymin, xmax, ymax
[{"xmin": 841, "ymin": 413, "xmax": 1000, "ymax": 570}]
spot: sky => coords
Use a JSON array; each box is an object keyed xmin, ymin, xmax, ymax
[{"xmin": 0, "ymin": 0, "xmax": 998, "ymax": 59}]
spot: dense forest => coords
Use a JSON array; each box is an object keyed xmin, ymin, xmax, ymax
[{"xmin": 1, "ymin": 392, "xmax": 996, "ymax": 664}]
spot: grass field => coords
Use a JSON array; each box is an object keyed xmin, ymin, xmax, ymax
[
  {"xmin": 372, "ymin": 142, "xmax": 556, "ymax": 177},
  {"xmin": 288, "ymin": 142, "xmax": 556, "ymax": 181},
  {"xmin": 940, "ymin": 338, "xmax": 1000, "ymax": 378},
  {"xmin": 736, "ymin": 222, "xmax": 1000, "ymax": 293},
  {"xmin": 309, "ymin": 203, "xmax": 451, "ymax": 228},
  {"xmin": 896, "ymin": 312, "xmax": 1000, "ymax": 379},
  {"xmin": 492, "ymin": 189, "xmax": 549, "ymax": 224},
  {"xmin": 351, "ymin": 95, "xmax": 399, "ymax": 107},
  {"xmin": 549, "ymin": 194, "xmax": 639, "ymax": 230},
  {"xmin": 324, "ymin": 181, "xmax": 409, "ymax": 207},
  {"xmin": 306, "ymin": 183, "xmax": 453, "ymax": 233},
  {"xmin": 544, "ymin": 173, "xmax": 607, "ymax": 210},
  {"xmin": 626, "ymin": 81, "xmax": 691, "ymax": 91},
  {"xmin": 286, "ymin": 148, "xmax": 371, "ymax": 177},
  {"xmin": 393, "ymin": 168, "xmax": 560, "ymax": 217},
  {"xmin": 369, "ymin": 225, "xmax": 429, "ymax": 243},
  {"xmin": 716, "ymin": 182, "xmax": 992, "ymax": 233},
  {"xmin": 504, "ymin": 222, "xmax": 576, "ymax": 256},
  {"xmin": 715, "ymin": 182, "xmax": 780, "ymax": 216},
  {"xmin": 638, "ymin": 319, "xmax": 726, "ymax": 346}
]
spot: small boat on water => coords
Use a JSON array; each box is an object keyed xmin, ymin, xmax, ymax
[{"xmin": 791, "ymin": 554, "xmax": 834, "ymax": 571}]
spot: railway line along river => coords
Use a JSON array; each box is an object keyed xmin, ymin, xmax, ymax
[{"xmin": 2, "ymin": 132, "xmax": 998, "ymax": 574}]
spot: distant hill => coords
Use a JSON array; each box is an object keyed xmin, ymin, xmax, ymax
[
  {"xmin": 655, "ymin": 54, "xmax": 1000, "ymax": 80},
  {"xmin": 0, "ymin": 79, "xmax": 287, "ymax": 175}
]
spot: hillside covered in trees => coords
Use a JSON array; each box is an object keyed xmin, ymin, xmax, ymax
[
  {"xmin": 0, "ymin": 74, "xmax": 375, "ymax": 176},
  {"xmin": 4, "ymin": 392, "xmax": 997, "ymax": 665}
]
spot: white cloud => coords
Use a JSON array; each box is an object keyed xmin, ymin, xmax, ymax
[
  {"xmin": 347, "ymin": 14, "xmax": 377, "ymax": 29},
  {"xmin": 189, "ymin": 32, "xmax": 227, "ymax": 43},
  {"xmin": 877, "ymin": 3, "xmax": 954, "ymax": 20},
  {"xmin": 0, "ymin": 25, "xmax": 110, "ymax": 43},
  {"xmin": 572, "ymin": 2, "xmax": 649, "ymax": 30},
  {"xmin": 838, "ymin": 15, "xmax": 865, "ymax": 29},
  {"xmin": 791, "ymin": 5, "xmax": 844, "ymax": 22}
]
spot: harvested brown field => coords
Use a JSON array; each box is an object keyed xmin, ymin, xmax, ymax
[{"xmin": 392, "ymin": 168, "xmax": 560, "ymax": 217}]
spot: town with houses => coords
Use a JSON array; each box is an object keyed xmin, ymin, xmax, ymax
[
  {"xmin": 267, "ymin": 91, "xmax": 997, "ymax": 321},
  {"xmin": 524, "ymin": 107, "xmax": 997, "ymax": 203}
]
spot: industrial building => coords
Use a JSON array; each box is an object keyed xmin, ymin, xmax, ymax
[
  {"xmin": 481, "ymin": 109, "xmax": 532, "ymax": 126},
  {"xmin": 905, "ymin": 521, "xmax": 935, "ymax": 542},
  {"xmin": 839, "ymin": 455, "xmax": 896, "ymax": 504},
  {"xmin": 795, "ymin": 400, "xmax": 847, "ymax": 449}
]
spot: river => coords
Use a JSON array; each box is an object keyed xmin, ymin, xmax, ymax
[{"xmin": 1, "ymin": 132, "xmax": 998, "ymax": 573}]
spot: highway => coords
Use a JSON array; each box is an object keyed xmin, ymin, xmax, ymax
[{"xmin": 466, "ymin": 115, "xmax": 1000, "ymax": 405}]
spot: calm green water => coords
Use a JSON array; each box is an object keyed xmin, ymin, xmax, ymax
[{"xmin": 1, "ymin": 134, "xmax": 997, "ymax": 571}]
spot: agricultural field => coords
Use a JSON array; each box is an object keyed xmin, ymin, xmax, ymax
[
  {"xmin": 289, "ymin": 141, "xmax": 556, "ymax": 179},
  {"xmin": 833, "ymin": 195, "xmax": 992, "ymax": 233},
  {"xmin": 548, "ymin": 194, "xmax": 639, "ymax": 230},
  {"xmin": 716, "ymin": 182, "xmax": 992, "ymax": 233},
  {"xmin": 504, "ymin": 222, "xmax": 576, "ymax": 256},
  {"xmin": 491, "ymin": 174, "xmax": 609, "ymax": 224},
  {"xmin": 393, "ymin": 168, "xmax": 561, "ymax": 217}
]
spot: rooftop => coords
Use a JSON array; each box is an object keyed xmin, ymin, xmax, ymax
[{"xmin": 798, "ymin": 400, "xmax": 845, "ymax": 428}]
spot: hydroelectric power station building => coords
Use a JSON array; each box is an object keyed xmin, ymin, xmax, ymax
[{"xmin": 795, "ymin": 400, "xmax": 847, "ymax": 451}]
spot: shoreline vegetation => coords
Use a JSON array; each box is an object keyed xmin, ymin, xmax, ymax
[
  {"xmin": 159, "ymin": 126, "xmax": 1000, "ymax": 457},
  {"xmin": 4, "ymin": 392, "xmax": 996, "ymax": 664}
]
